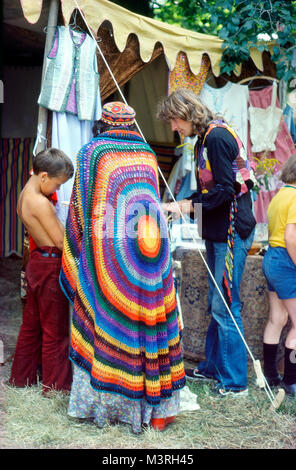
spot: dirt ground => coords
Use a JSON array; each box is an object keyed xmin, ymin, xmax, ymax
[
  {"xmin": 0, "ymin": 257, "xmax": 23, "ymax": 447},
  {"xmin": 0, "ymin": 257, "xmax": 23, "ymax": 364}
]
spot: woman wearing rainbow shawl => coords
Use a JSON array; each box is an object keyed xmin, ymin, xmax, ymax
[{"xmin": 60, "ymin": 102, "xmax": 185, "ymax": 434}]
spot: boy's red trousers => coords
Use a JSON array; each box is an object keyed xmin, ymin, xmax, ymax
[{"xmin": 9, "ymin": 247, "xmax": 72, "ymax": 394}]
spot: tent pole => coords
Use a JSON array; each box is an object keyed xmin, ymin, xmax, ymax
[{"xmin": 34, "ymin": 0, "xmax": 60, "ymax": 155}]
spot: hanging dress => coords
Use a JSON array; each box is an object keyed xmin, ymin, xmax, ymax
[
  {"xmin": 200, "ymin": 81, "xmax": 249, "ymax": 152},
  {"xmin": 168, "ymin": 52, "xmax": 210, "ymax": 95},
  {"xmin": 38, "ymin": 26, "xmax": 100, "ymax": 121},
  {"xmin": 247, "ymin": 85, "xmax": 295, "ymax": 223},
  {"xmin": 249, "ymin": 81, "xmax": 282, "ymax": 153}
]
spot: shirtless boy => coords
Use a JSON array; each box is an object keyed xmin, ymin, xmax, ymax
[{"xmin": 9, "ymin": 148, "xmax": 74, "ymax": 395}]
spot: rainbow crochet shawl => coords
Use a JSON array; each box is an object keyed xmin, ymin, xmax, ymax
[{"xmin": 60, "ymin": 129, "xmax": 185, "ymax": 405}]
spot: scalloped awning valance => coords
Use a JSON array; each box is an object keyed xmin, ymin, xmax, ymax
[{"xmin": 20, "ymin": 0, "xmax": 272, "ymax": 77}]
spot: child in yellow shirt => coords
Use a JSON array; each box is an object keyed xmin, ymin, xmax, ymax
[{"xmin": 262, "ymin": 153, "xmax": 296, "ymax": 397}]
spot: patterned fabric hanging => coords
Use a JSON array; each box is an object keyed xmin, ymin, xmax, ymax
[
  {"xmin": 0, "ymin": 138, "xmax": 33, "ymax": 257},
  {"xmin": 168, "ymin": 52, "xmax": 210, "ymax": 95},
  {"xmin": 60, "ymin": 128, "xmax": 185, "ymax": 406}
]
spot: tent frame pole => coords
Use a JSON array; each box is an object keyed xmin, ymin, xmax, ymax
[{"xmin": 35, "ymin": 0, "xmax": 60, "ymax": 155}]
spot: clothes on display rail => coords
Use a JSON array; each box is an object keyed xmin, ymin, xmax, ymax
[
  {"xmin": 200, "ymin": 81, "xmax": 249, "ymax": 152},
  {"xmin": 38, "ymin": 26, "xmax": 100, "ymax": 121}
]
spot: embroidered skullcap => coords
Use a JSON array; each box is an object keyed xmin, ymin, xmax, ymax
[{"xmin": 101, "ymin": 102, "xmax": 136, "ymax": 126}]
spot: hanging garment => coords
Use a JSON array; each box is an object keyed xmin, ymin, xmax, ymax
[
  {"xmin": 0, "ymin": 138, "xmax": 33, "ymax": 257},
  {"xmin": 247, "ymin": 86, "xmax": 295, "ymax": 223},
  {"xmin": 248, "ymin": 86, "xmax": 295, "ymax": 171},
  {"xmin": 178, "ymin": 136, "xmax": 198, "ymax": 192},
  {"xmin": 60, "ymin": 129, "xmax": 185, "ymax": 427},
  {"xmin": 249, "ymin": 81, "xmax": 283, "ymax": 153},
  {"xmin": 168, "ymin": 52, "xmax": 210, "ymax": 95},
  {"xmin": 51, "ymin": 112, "xmax": 98, "ymax": 226},
  {"xmin": 283, "ymin": 103, "xmax": 296, "ymax": 143},
  {"xmin": 51, "ymin": 47, "xmax": 102, "ymax": 226},
  {"xmin": 252, "ymin": 175, "xmax": 284, "ymax": 224},
  {"xmin": 200, "ymin": 81, "xmax": 249, "ymax": 151},
  {"xmin": 148, "ymin": 143, "xmax": 177, "ymax": 198},
  {"xmin": 38, "ymin": 26, "xmax": 100, "ymax": 121},
  {"xmin": 162, "ymin": 136, "xmax": 197, "ymax": 202}
]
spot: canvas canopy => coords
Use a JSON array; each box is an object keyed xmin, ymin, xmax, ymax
[{"xmin": 19, "ymin": 0, "xmax": 270, "ymax": 76}]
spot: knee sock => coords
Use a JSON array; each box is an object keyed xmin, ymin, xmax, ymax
[
  {"xmin": 283, "ymin": 347, "xmax": 296, "ymax": 385},
  {"xmin": 263, "ymin": 343, "xmax": 279, "ymax": 379}
]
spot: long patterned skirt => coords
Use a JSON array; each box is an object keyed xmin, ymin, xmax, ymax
[{"xmin": 68, "ymin": 364, "xmax": 181, "ymax": 434}]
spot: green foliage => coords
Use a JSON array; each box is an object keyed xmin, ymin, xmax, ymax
[
  {"xmin": 109, "ymin": 0, "xmax": 153, "ymax": 17},
  {"xmin": 151, "ymin": 0, "xmax": 223, "ymax": 35},
  {"xmin": 151, "ymin": 0, "xmax": 296, "ymax": 88}
]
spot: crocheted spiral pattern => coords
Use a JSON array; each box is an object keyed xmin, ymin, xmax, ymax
[{"xmin": 60, "ymin": 129, "xmax": 185, "ymax": 405}]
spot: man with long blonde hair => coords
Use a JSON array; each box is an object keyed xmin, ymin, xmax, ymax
[{"xmin": 158, "ymin": 88, "xmax": 256, "ymax": 396}]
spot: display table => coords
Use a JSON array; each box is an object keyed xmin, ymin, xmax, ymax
[{"xmin": 174, "ymin": 248, "xmax": 288, "ymax": 366}]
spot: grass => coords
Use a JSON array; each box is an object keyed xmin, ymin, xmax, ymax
[
  {"xmin": 1, "ymin": 258, "xmax": 295, "ymax": 450},
  {"xmin": 1, "ymin": 367, "xmax": 296, "ymax": 450}
]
